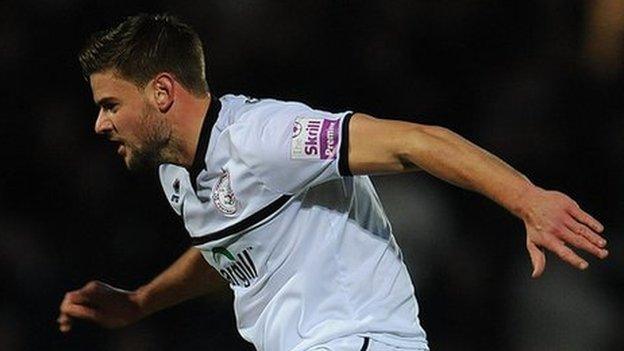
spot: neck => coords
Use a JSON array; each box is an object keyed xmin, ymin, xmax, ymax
[{"xmin": 173, "ymin": 93, "xmax": 211, "ymax": 168}]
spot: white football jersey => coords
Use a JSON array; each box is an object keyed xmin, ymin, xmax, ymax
[{"xmin": 159, "ymin": 95, "xmax": 429, "ymax": 351}]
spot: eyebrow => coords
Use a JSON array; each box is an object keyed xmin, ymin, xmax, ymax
[{"xmin": 94, "ymin": 97, "xmax": 118, "ymax": 107}]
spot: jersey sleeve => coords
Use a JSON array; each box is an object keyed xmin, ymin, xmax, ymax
[{"xmin": 230, "ymin": 99, "xmax": 353, "ymax": 195}]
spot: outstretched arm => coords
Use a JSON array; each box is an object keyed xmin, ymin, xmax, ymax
[
  {"xmin": 58, "ymin": 247, "xmax": 219, "ymax": 332},
  {"xmin": 347, "ymin": 113, "xmax": 608, "ymax": 277}
]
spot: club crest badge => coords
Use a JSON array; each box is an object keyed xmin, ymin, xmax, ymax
[{"xmin": 212, "ymin": 170, "xmax": 239, "ymax": 216}]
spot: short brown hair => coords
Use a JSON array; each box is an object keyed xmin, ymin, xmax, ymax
[{"xmin": 79, "ymin": 14, "xmax": 209, "ymax": 96}]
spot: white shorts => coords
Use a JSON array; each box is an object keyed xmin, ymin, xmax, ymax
[{"xmin": 307, "ymin": 334, "xmax": 429, "ymax": 351}]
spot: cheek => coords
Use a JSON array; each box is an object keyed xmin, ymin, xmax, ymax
[
  {"xmin": 117, "ymin": 109, "xmax": 150, "ymax": 145},
  {"xmin": 142, "ymin": 110, "xmax": 171, "ymax": 140}
]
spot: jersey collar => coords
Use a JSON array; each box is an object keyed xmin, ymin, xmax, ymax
[{"xmin": 188, "ymin": 96, "xmax": 221, "ymax": 189}]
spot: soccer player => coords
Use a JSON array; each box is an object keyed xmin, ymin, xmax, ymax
[{"xmin": 58, "ymin": 14, "xmax": 609, "ymax": 351}]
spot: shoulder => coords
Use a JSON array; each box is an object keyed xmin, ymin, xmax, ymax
[
  {"xmin": 219, "ymin": 95, "xmax": 313, "ymax": 125},
  {"xmin": 216, "ymin": 96, "xmax": 316, "ymax": 153},
  {"xmin": 220, "ymin": 96, "xmax": 353, "ymax": 161},
  {"xmin": 225, "ymin": 97, "xmax": 317, "ymax": 152}
]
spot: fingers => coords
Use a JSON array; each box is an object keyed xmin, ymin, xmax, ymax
[
  {"xmin": 568, "ymin": 206, "xmax": 605, "ymax": 235},
  {"xmin": 524, "ymin": 193, "xmax": 608, "ymax": 278},
  {"xmin": 546, "ymin": 239, "xmax": 589, "ymax": 271},
  {"xmin": 66, "ymin": 291, "xmax": 92, "ymax": 305},
  {"xmin": 57, "ymin": 312, "xmax": 72, "ymax": 333},
  {"xmin": 526, "ymin": 240, "xmax": 546, "ymax": 278},
  {"xmin": 57, "ymin": 304, "xmax": 101, "ymax": 333},
  {"xmin": 57, "ymin": 283, "xmax": 101, "ymax": 333},
  {"xmin": 563, "ymin": 221, "xmax": 609, "ymax": 259},
  {"xmin": 58, "ymin": 297, "xmax": 101, "ymax": 333},
  {"xmin": 62, "ymin": 303, "xmax": 100, "ymax": 321},
  {"xmin": 565, "ymin": 218, "xmax": 607, "ymax": 248},
  {"xmin": 58, "ymin": 293, "xmax": 81, "ymax": 333}
]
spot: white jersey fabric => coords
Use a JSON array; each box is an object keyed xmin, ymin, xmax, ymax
[{"xmin": 159, "ymin": 94, "xmax": 429, "ymax": 351}]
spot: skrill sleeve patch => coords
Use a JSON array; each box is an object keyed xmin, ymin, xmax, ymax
[{"xmin": 291, "ymin": 117, "xmax": 341, "ymax": 160}]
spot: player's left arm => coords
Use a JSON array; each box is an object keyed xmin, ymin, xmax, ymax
[{"xmin": 347, "ymin": 113, "xmax": 608, "ymax": 278}]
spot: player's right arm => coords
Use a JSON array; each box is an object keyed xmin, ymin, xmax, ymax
[{"xmin": 58, "ymin": 247, "xmax": 218, "ymax": 332}]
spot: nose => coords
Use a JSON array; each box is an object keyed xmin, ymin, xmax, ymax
[{"xmin": 94, "ymin": 110, "xmax": 113, "ymax": 135}]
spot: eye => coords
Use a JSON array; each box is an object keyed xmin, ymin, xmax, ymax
[{"xmin": 102, "ymin": 103, "xmax": 118, "ymax": 113}]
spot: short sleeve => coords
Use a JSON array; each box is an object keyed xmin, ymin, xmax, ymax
[{"xmin": 230, "ymin": 99, "xmax": 352, "ymax": 195}]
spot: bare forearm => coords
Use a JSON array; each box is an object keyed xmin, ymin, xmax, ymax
[
  {"xmin": 350, "ymin": 114, "xmax": 534, "ymax": 215},
  {"xmin": 134, "ymin": 247, "xmax": 217, "ymax": 316},
  {"xmin": 401, "ymin": 125, "xmax": 534, "ymax": 217}
]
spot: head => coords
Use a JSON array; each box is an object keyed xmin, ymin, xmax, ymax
[{"xmin": 79, "ymin": 14, "xmax": 209, "ymax": 171}]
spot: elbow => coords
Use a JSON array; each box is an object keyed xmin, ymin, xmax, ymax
[
  {"xmin": 401, "ymin": 123, "xmax": 454, "ymax": 142},
  {"xmin": 400, "ymin": 123, "xmax": 453, "ymax": 151},
  {"xmin": 417, "ymin": 124, "xmax": 453, "ymax": 138},
  {"xmin": 395, "ymin": 124, "xmax": 455, "ymax": 167}
]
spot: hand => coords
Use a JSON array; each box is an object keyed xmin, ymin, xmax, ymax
[
  {"xmin": 58, "ymin": 280, "xmax": 145, "ymax": 333},
  {"xmin": 519, "ymin": 187, "xmax": 608, "ymax": 278}
]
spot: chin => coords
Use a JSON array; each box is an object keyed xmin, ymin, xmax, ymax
[{"xmin": 125, "ymin": 150, "xmax": 159, "ymax": 172}]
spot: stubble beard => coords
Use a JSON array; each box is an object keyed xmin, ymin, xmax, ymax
[{"xmin": 125, "ymin": 107, "xmax": 183, "ymax": 172}]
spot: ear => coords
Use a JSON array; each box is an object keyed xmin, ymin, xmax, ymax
[{"xmin": 152, "ymin": 73, "xmax": 175, "ymax": 112}]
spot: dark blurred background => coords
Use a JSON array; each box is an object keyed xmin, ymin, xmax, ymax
[{"xmin": 1, "ymin": 0, "xmax": 622, "ymax": 350}]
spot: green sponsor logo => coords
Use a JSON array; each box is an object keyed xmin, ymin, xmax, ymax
[
  {"xmin": 212, "ymin": 247, "xmax": 236, "ymax": 263},
  {"xmin": 215, "ymin": 246, "xmax": 258, "ymax": 288}
]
